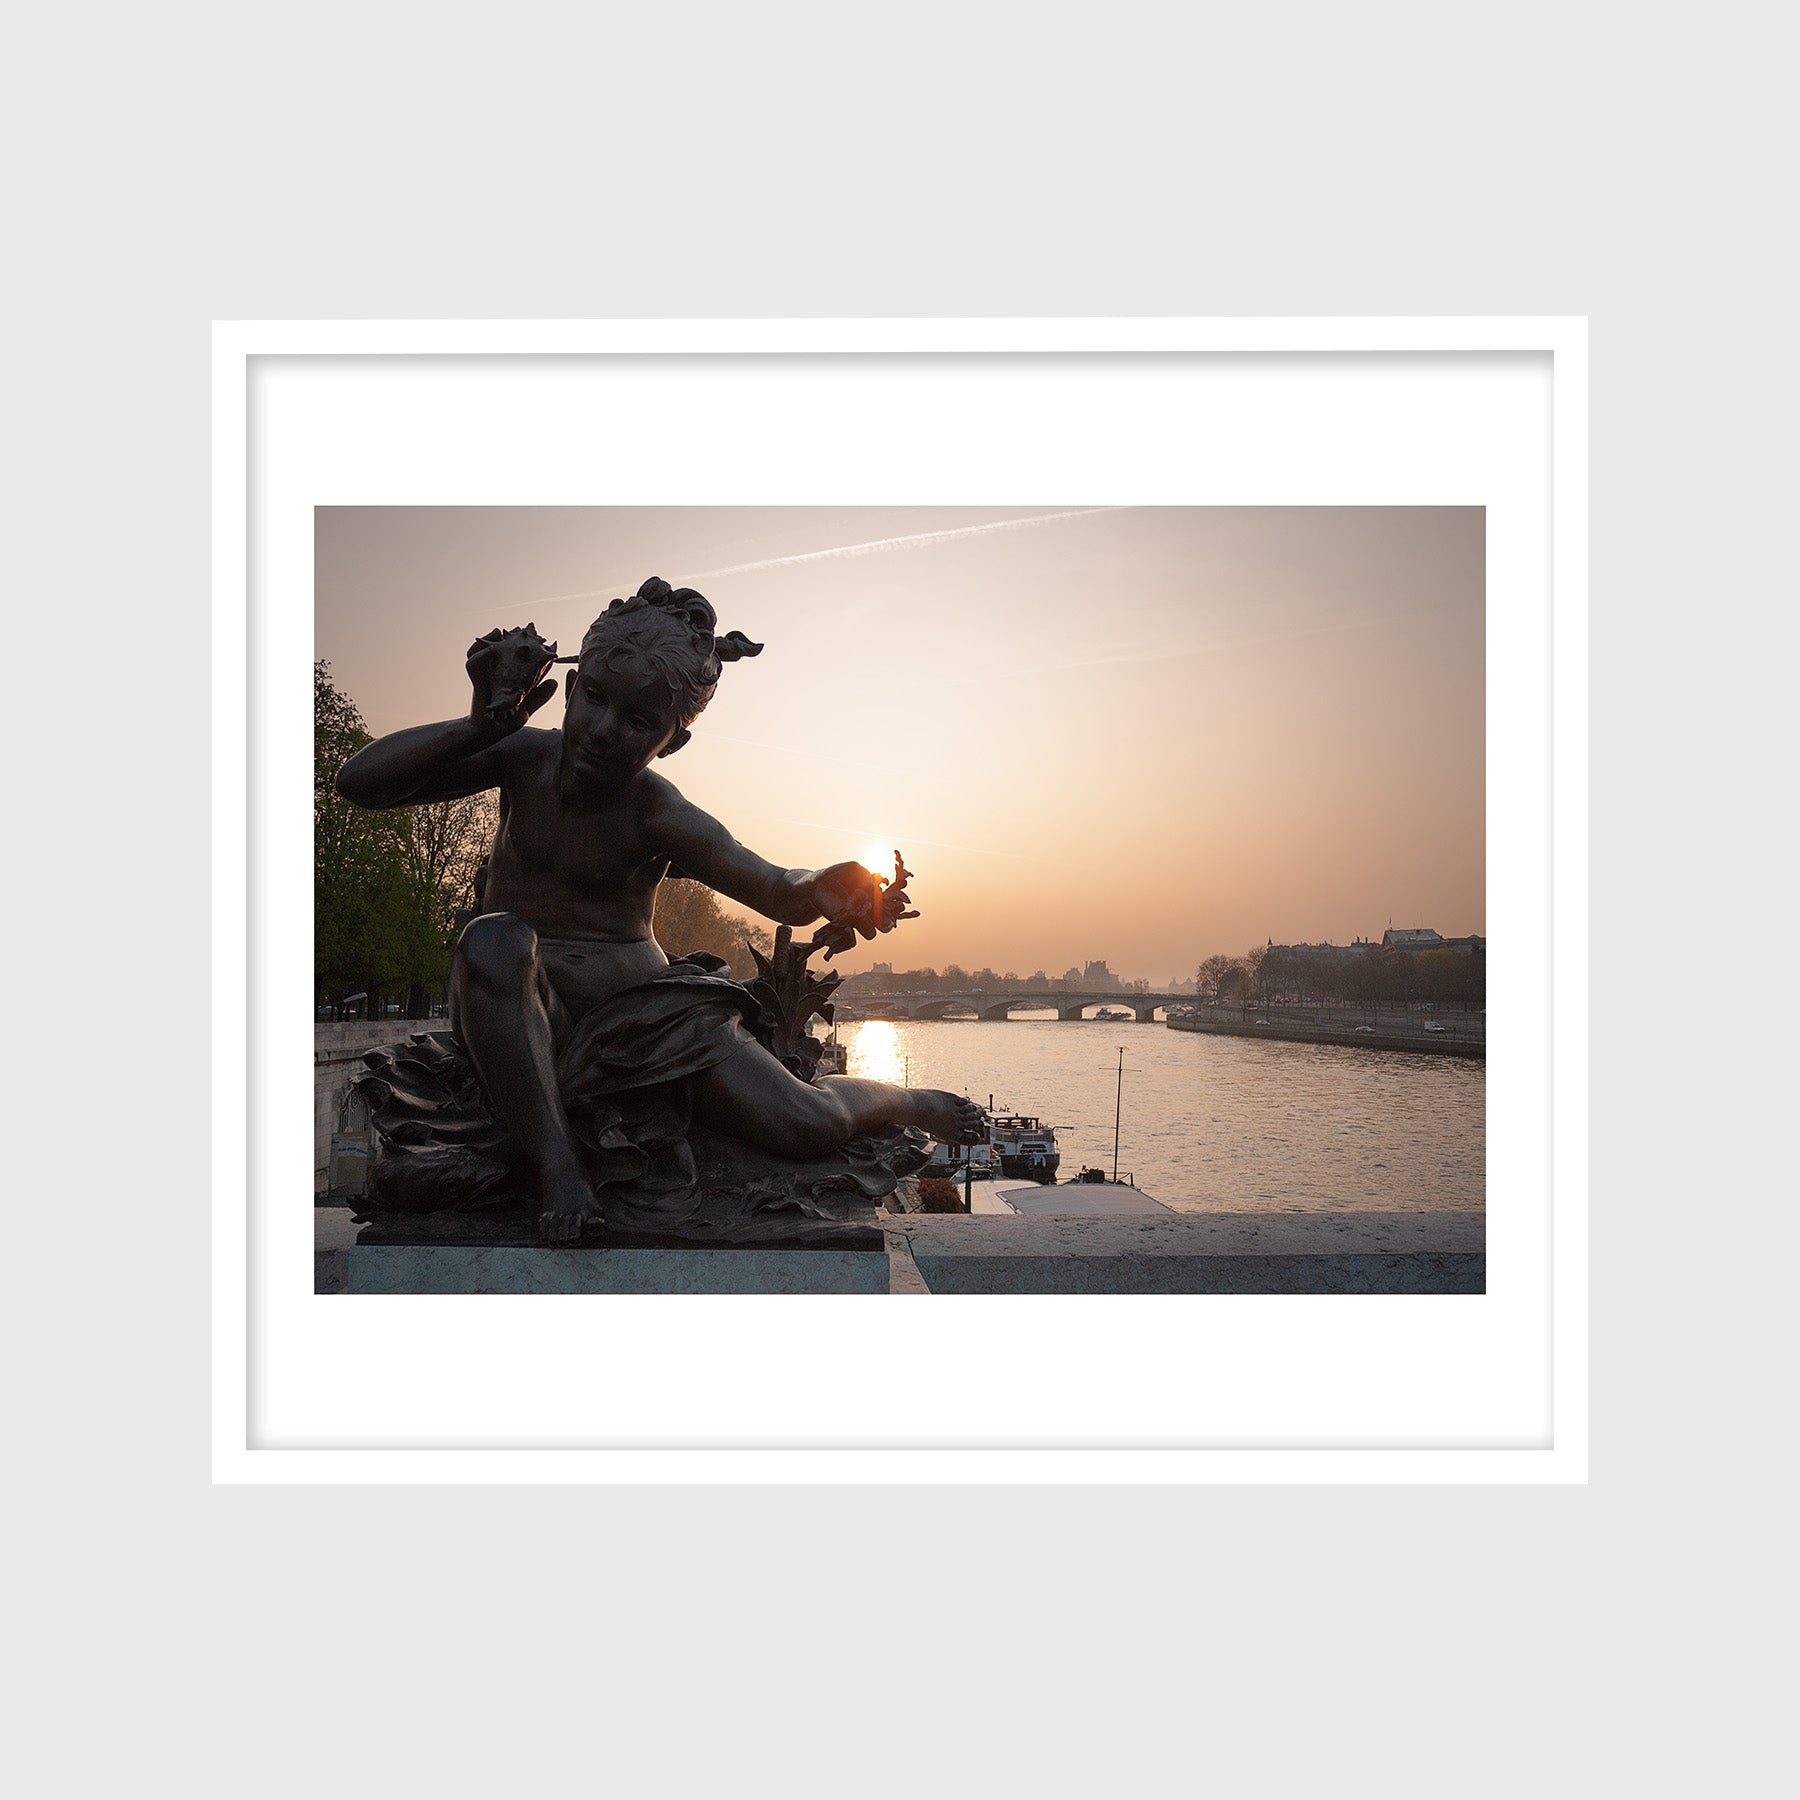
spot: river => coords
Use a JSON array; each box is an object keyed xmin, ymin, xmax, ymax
[{"xmin": 834, "ymin": 1017, "xmax": 1484, "ymax": 1214}]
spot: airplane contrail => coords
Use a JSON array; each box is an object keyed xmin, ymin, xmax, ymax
[
  {"xmin": 687, "ymin": 506, "xmax": 1131, "ymax": 581},
  {"xmin": 487, "ymin": 507, "xmax": 1132, "ymax": 618}
]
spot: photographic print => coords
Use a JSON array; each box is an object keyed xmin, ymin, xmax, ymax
[{"xmin": 314, "ymin": 504, "xmax": 1485, "ymax": 1296}]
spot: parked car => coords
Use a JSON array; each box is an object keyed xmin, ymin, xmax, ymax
[{"xmin": 1423, "ymin": 1020, "xmax": 1447, "ymax": 1033}]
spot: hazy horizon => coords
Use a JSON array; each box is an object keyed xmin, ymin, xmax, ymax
[{"xmin": 315, "ymin": 505, "xmax": 1484, "ymax": 983}]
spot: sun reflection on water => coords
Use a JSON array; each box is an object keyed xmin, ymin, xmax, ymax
[
  {"xmin": 827, "ymin": 1017, "xmax": 1482, "ymax": 1214},
  {"xmin": 848, "ymin": 1018, "xmax": 905, "ymax": 1085}
]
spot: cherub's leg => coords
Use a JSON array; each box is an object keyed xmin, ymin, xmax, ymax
[
  {"xmin": 691, "ymin": 1039, "xmax": 986, "ymax": 1158},
  {"xmin": 449, "ymin": 913, "xmax": 595, "ymax": 1241}
]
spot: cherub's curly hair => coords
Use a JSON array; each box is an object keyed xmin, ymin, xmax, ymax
[{"xmin": 579, "ymin": 576, "xmax": 763, "ymax": 725}]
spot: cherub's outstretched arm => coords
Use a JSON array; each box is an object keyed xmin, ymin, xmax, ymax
[{"xmin": 641, "ymin": 784, "xmax": 903, "ymax": 941}]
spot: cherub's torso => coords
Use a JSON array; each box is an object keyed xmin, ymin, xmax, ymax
[{"xmin": 479, "ymin": 730, "xmax": 679, "ymax": 1016}]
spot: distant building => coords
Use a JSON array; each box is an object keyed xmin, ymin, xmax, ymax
[
  {"xmin": 1376, "ymin": 928, "xmax": 1485, "ymax": 955},
  {"xmin": 870, "ymin": 961, "xmax": 892, "ymax": 977},
  {"xmin": 1381, "ymin": 927, "xmax": 1445, "ymax": 951},
  {"xmin": 1082, "ymin": 958, "xmax": 1122, "ymax": 991}
]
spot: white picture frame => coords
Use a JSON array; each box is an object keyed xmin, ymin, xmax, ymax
[{"xmin": 214, "ymin": 318, "xmax": 1586, "ymax": 1484}]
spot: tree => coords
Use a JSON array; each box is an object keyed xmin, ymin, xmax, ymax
[
  {"xmin": 1418, "ymin": 947, "xmax": 1484, "ymax": 1011},
  {"xmin": 389, "ymin": 790, "xmax": 498, "ymax": 1015},
  {"xmin": 315, "ymin": 661, "xmax": 406, "ymax": 1014},
  {"xmin": 317, "ymin": 661, "xmax": 501, "ymax": 1017},
  {"xmin": 1241, "ymin": 943, "xmax": 1272, "ymax": 1013},
  {"xmin": 1218, "ymin": 963, "xmax": 1253, "ymax": 1007},
  {"xmin": 1196, "ymin": 953, "xmax": 1237, "ymax": 1001},
  {"xmin": 652, "ymin": 879, "xmax": 772, "ymax": 980}
]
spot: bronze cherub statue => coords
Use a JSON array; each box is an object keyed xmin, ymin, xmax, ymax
[{"xmin": 338, "ymin": 579, "xmax": 983, "ymax": 1243}]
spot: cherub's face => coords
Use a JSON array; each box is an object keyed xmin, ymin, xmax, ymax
[{"xmin": 561, "ymin": 655, "xmax": 684, "ymax": 787}]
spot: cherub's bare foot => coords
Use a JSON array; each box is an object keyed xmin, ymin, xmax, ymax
[
  {"xmin": 537, "ymin": 1165, "xmax": 601, "ymax": 1244},
  {"xmin": 907, "ymin": 1089, "xmax": 988, "ymax": 1146}
]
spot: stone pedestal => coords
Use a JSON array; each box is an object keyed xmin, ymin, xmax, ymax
[{"xmin": 347, "ymin": 1243, "xmax": 891, "ymax": 1294}]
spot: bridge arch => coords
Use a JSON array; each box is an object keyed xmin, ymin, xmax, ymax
[
  {"xmin": 912, "ymin": 998, "xmax": 982, "ymax": 1020},
  {"xmin": 1078, "ymin": 1001, "xmax": 1160, "ymax": 1022},
  {"xmin": 845, "ymin": 990, "xmax": 1181, "ymax": 1022}
]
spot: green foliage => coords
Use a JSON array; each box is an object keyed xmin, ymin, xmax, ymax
[
  {"xmin": 1231, "ymin": 941, "xmax": 1486, "ymax": 1012},
  {"xmin": 315, "ymin": 661, "xmax": 387, "ymax": 1005},
  {"xmin": 315, "ymin": 661, "xmax": 496, "ymax": 1014}
]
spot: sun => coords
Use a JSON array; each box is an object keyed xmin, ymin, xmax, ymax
[{"xmin": 860, "ymin": 844, "xmax": 895, "ymax": 879}]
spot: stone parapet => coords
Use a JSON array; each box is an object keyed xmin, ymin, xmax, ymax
[
  {"xmin": 328, "ymin": 1210, "xmax": 1484, "ymax": 1294},
  {"xmin": 315, "ymin": 1023, "xmax": 428, "ymax": 1184},
  {"xmin": 886, "ymin": 1209, "xmax": 1484, "ymax": 1293}
]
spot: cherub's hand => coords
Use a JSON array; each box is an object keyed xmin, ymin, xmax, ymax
[
  {"xmin": 811, "ymin": 861, "xmax": 886, "ymax": 940},
  {"xmin": 467, "ymin": 624, "xmax": 559, "ymax": 739},
  {"xmin": 812, "ymin": 854, "xmax": 919, "ymax": 944}
]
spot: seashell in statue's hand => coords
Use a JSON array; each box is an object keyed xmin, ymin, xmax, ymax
[{"xmin": 467, "ymin": 623, "xmax": 558, "ymax": 730}]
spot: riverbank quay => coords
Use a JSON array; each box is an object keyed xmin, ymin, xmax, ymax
[
  {"xmin": 967, "ymin": 1180, "xmax": 1167, "ymax": 1217},
  {"xmin": 1166, "ymin": 1015, "xmax": 1485, "ymax": 1059}
]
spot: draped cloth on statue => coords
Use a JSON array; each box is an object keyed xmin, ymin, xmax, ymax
[{"xmin": 351, "ymin": 953, "xmax": 925, "ymax": 1237}]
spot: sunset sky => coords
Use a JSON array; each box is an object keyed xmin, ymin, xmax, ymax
[{"xmin": 315, "ymin": 506, "xmax": 1484, "ymax": 983}]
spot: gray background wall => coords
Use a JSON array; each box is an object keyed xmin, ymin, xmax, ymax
[{"xmin": 10, "ymin": 4, "xmax": 1787, "ymax": 1795}]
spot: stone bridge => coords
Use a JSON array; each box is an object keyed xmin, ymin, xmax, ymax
[{"xmin": 839, "ymin": 990, "xmax": 1186, "ymax": 1022}]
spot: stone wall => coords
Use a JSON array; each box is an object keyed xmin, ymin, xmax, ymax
[
  {"xmin": 315, "ymin": 1023, "xmax": 420, "ymax": 1186},
  {"xmin": 1165, "ymin": 1016, "xmax": 1485, "ymax": 1059}
]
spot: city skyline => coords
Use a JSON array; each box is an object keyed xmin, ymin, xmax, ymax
[
  {"xmin": 315, "ymin": 505, "xmax": 1485, "ymax": 981},
  {"xmin": 860, "ymin": 928, "xmax": 1484, "ymax": 978}
]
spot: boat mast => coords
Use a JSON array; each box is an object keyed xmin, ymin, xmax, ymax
[{"xmin": 1112, "ymin": 1045, "xmax": 1124, "ymax": 1183}]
